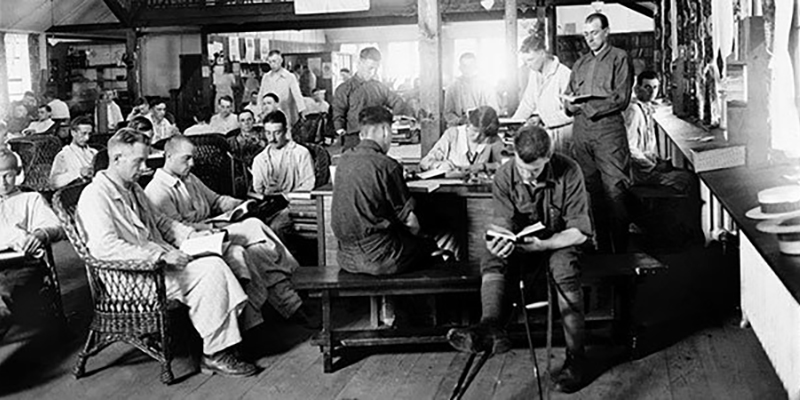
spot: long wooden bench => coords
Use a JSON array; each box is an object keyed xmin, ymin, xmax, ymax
[{"xmin": 293, "ymin": 252, "xmax": 667, "ymax": 373}]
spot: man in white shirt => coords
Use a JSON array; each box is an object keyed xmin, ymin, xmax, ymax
[
  {"xmin": 209, "ymin": 96, "xmax": 240, "ymax": 134},
  {"xmin": 303, "ymin": 88, "xmax": 330, "ymax": 115},
  {"xmin": 147, "ymin": 99, "xmax": 177, "ymax": 144},
  {"xmin": 22, "ymin": 105, "xmax": 55, "ymax": 135},
  {"xmin": 243, "ymin": 91, "xmax": 261, "ymax": 118},
  {"xmin": 183, "ymin": 106, "xmax": 217, "ymax": 136},
  {"xmin": 45, "ymin": 91, "xmax": 70, "ymax": 122},
  {"xmin": 49, "ymin": 116, "xmax": 98, "ymax": 189},
  {"xmin": 95, "ymin": 90, "xmax": 124, "ymax": 134},
  {"xmin": 145, "ymin": 135, "xmax": 310, "ymax": 326},
  {"xmin": 444, "ymin": 53, "xmax": 498, "ymax": 128},
  {"xmin": 251, "ymin": 110, "xmax": 315, "ymax": 196},
  {"xmin": 512, "ymin": 34, "xmax": 574, "ymax": 155},
  {"xmin": 257, "ymin": 50, "xmax": 307, "ymax": 127},
  {"xmin": 77, "ymin": 128, "xmax": 257, "ymax": 377}
]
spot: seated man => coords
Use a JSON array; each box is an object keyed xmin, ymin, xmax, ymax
[
  {"xmin": 49, "ymin": 116, "xmax": 98, "ymax": 189},
  {"xmin": 183, "ymin": 106, "xmax": 216, "ymax": 136},
  {"xmin": 77, "ymin": 128, "xmax": 257, "ymax": 377},
  {"xmin": 447, "ymin": 125, "xmax": 592, "ymax": 393},
  {"xmin": 147, "ymin": 99, "xmax": 178, "ymax": 144},
  {"xmin": 419, "ymin": 106, "xmax": 505, "ymax": 176},
  {"xmin": 227, "ymin": 110, "xmax": 265, "ymax": 197},
  {"xmin": 251, "ymin": 110, "xmax": 315, "ymax": 195},
  {"xmin": 243, "ymin": 91, "xmax": 261, "ymax": 118},
  {"xmin": 332, "ymin": 106, "xmax": 446, "ymax": 275},
  {"xmin": 259, "ymin": 93, "xmax": 280, "ymax": 123},
  {"xmin": 145, "ymin": 135, "xmax": 309, "ymax": 325},
  {"xmin": 22, "ymin": 105, "xmax": 55, "ymax": 135},
  {"xmin": 209, "ymin": 96, "xmax": 239, "ymax": 134},
  {"xmin": 0, "ymin": 149, "xmax": 65, "ymax": 331}
]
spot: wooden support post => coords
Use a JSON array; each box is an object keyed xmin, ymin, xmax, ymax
[
  {"xmin": 126, "ymin": 29, "xmax": 140, "ymax": 99},
  {"xmin": 505, "ymin": 0, "xmax": 518, "ymax": 115},
  {"xmin": 418, "ymin": 0, "xmax": 443, "ymax": 158},
  {"xmin": 546, "ymin": 4, "xmax": 557, "ymax": 55}
]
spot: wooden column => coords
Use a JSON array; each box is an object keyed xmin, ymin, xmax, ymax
[
  {"xmin": 546, "ymin": 4, "xmax": 557, "ymax": 55},
  {"xmin": 418, "ymin": 0, "xmax": 443, "ymax": 157},
  {"xmin": 126, "ymin": 29, "xmax": 141, "ymax": 99},
  {"xmin": 505, "ymin": 0, "xmax": 518, "ymax": 115}
]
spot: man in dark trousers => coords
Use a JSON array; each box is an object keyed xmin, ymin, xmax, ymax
[
  {"xmin": 563, "ymin": 12, "xmax": 634, "ymax": 253},
  {"xmin": 448, "ymin": 125, "xmax": 593, "ymax": 393}
]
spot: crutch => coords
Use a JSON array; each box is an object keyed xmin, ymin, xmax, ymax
[
  {"xmin": 449, "ymin": 350, "xmax": 492, "ymax": 400},
  {"xmin": 519, "ymin": 278, "xmax": 551, "ymax": 400}
]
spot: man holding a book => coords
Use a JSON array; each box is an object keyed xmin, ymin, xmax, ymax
[
  {"xmin": 0, "ymin": 149, "xmax": 65, "ymax": 334},
  {"xmin": 448, "ymin": 126, "xmax": 593, "ymax": 393},
  {"xmin": 145, "ymin": 135, "xmax": 311, "ymax": 328},
  {"xmin": 77, "ymin": 129, "xmax": 257, "ymax": 377}
]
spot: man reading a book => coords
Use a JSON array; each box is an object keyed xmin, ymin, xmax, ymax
[
  {"xmin": 0, "ymin": 149, "xmax": 65, "ymax": 333},
  {"xmin": 49, "ymin": 116, "xmax": 98, "ymax": 189},
  {"xmin": 77, "ymin": 129, "xmax": 257, "ymax": 377},
  {"xmin": 563, "ymin": 12, "xmax": 634, "ymax": 254},
  {"xmin": 145, "ymin": 135, "xmax": 310, "ymax": 327},
  {"xmin": 447, "ymin": 125, "xmax": 593, "ymax": 393}
]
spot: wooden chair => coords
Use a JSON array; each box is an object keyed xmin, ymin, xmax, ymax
[
  {"xmin": 7, "ymin": 135, "xmax": 62, "ymax": 193},
  {"xmin": 187, "ymin": 134, "xmax": 236, "ymax": 196},
  {"xmin": 0, "ymin": 243, "xmax": 67, "ymax": 330},
  {"xmin": 52, "ymin": 183, "xmax": 176, "ymax": 384},
  {"xmin": 302, "ymin": 142, "xmax": 331, "ymax": 189}
]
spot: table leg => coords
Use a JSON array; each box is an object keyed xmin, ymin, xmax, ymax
[{"xmin": 321, "ymin": 290, "xmax": 333, "ymax": 373}]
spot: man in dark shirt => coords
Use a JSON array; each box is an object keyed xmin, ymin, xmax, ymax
[
  {"xmin": 332, "ymin": 47, "xmax": 407, "ymax": 151},
  {"xmin": 332, "ymin": 106, "xmax": 433, "ymax": 275},
  {"xmin": 448, "ymin": 125, "xmax": 593, "ymax": 393},
  {"xmin": 563, "ymin": 12, "xmax": 634, "ymax": 253}
]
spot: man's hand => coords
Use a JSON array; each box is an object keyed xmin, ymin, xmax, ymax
[
  {"xmin": 336, "ymin": 128, "xmax": 346, "ymax": 137},
  {"xmin": 80, "ymin": 166, "xmax": 93, "ymax": 178},
  {"xmin": 188, "ymin": 229, "xmax": 213, "ymax": 239},
  {"xmin": 486, "ymin": 236, "xmax": 514, "ymax": 259},
  {"xmin": 563, "ymin": 99, "xmax": 581, "ymax": 114},
  {"xmin": 19, "ymin": 231, "xmax": 46, "ymax": 257},
  {"xmin": 516, "ymin": 236, "xmax": 549, "ymax": 253},
  {"xmin": 160, "ymin": 250, "xmax": 191, "ymax": 269}
]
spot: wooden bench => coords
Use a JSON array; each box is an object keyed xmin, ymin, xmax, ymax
[{"xmin": 293, "ymin": 252, "xmax": 667, "ymax": 373}]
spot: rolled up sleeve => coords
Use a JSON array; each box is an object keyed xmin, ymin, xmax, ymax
[{"xmin": 562, "ymin": 166, "xmax": 593, "ymax": 238}]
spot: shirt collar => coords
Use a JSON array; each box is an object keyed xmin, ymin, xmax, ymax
[
  {"xmin": 0, "ymin": 188, "xmax": 23, "ymax": 201},
  {"xmin": 153, "ymin": 168, "xmax": 183, "ymax": 188},
  {"xmin": 356, "ymin": 139, "xmax": 384, "ymax": 154},
  {"xmin": 541, "ymin": 56, "xmax": 561, "ymax": 79},
  {"xmin": 591, "ymin": 43, "xmax": 612, "ymax": 59},
  {"xmin": 268, "ymin": 68, "xmax": 290, "ymax": 79},
  {"xmin": 510, "ymin": 158, "xmax": 556, "ymax": 189}
]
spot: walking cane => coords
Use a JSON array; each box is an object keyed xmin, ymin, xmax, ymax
[{"xmin": 519, "ymin": 279, "xmax": 546, "ymax": 400}]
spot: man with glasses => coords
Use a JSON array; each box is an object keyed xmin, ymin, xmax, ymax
[
  {"xmin": 258, "ymin": 50, "xmax": 307, "ymax": 127},
  {"xmin": 562, "ymin": 12, "xmax": 634, "ymax": 254}
]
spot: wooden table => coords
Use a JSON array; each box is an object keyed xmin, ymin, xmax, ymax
[{"xmin": 655, "ymin": 107, "xmax": 800, "ymax": 400}]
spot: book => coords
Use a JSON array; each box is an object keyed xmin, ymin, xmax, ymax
[
  {"xmin": 210, "ymin": 195, "xmax": 290, "ymax": 223},
  {"xmin": 560, "ymin": 93, "xmax": 608, "ymax": 103},
  {"xmin": 485, "ymin": 222, "xmax": 546, "ymax": 243},
  {"xmin": 407, "ymin": 180, "xmax": 442, "ymax": 193},
  {"xmin": 0, "ymin": 246, "xmax": 25, "ymax": 263},
  {"xmin": 417, "ymin": 167, "xmax": 448, "ymax": 180},
  {"xmin": 206, "ymin": 200, "xmax": 258, "ymax": 223},
  {"xmin": 179, "ymin": 231, "xmax": 228, "ymax": 258}
]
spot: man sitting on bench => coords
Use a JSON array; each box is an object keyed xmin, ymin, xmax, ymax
[
  {"xmin": 448, "ymin": 125, "xmax": 593, "ymax": 393},
  {"xmin": 331, "ymin": 106, "xmax": 450, "ymax": 275}
]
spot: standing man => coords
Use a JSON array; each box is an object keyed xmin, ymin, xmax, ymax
[
  {"xmin": 49, "ymin": 116, "xmax": 98, "ymax": 189},
  {"xmin": 77, "ymin": 128, "xmax": 257, "ymax": 377},
  {"xmin": 563, "ymin": 13, "xmax": 634, "ymax": 253},
  {"xmin": 512, "ymin": 34, "xmax": 574, "ymax": 155},
  {"xmin": 209, "ymin": 95, "xmax": 240, "ymax": 134},
  {"xmin": 447, "ymin": 125, "xmax": 592, "ymax": 393},
  {"xmin": 332, "ymin": 47, "xmax": 407, "ymax": 151},
  {"xmin": 258, "ymin": 50, "xmax": 307, "ymax": 128},
  {"xmin": 444, "ymin": 52, "xmax": 498, "ymax": 128},
  {"xmin": 95, "ymin": 90, "xmax": 124, "ymax": 134}
]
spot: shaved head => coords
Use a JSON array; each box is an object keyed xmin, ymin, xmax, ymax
[
  {"xmin": 164, "ymin": 135, "xmax": 194, "ymax": 156},
  {"xmin": 0, "ymin": 149, "xmax": 19, "ymax": 172}
]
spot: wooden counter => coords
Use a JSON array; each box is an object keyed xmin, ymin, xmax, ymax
[{"xmin": 654, "ymin": 106, "xmax": 800, "ymax": 400}]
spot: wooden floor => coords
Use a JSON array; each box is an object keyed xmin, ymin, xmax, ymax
[{"xmin": 0, "ymin": 243, "xmax": 787, "ymax": 400}]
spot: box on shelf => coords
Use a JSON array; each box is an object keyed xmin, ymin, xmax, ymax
[{"xmin": 689, "ymin": 142, "xmax": 746, "ymax": 172}]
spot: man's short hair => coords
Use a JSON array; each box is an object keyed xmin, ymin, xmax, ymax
[
  {"xmin": 359, "ymin": 47, "xmax": 382, "ymax": 62},
  {"xmin": 239, "ymin": 109, "xmax": 255, "ymax": 119},
  {"xmin": 149, "ymin": 97, "xmax": 166, "ymax": 108},
  {"xmin": 195, "ymin": 106, "xmax": 212, "ymax": 123},
  {"xmin": 39, "ymin": 104, "xmax": 52, "ymax": 113},
  {"xmin": 133, "ymin": 97, "xmax": 148, "ymax": 107},
  {"xmin": 358, "ymin": 106, "xmax": 393, "ymax": 127},
  {"xmin": 23, "ymin": 91, "xmax": 35, "ymax": 98},
  {"xmin": 263, "ymin": 110, "xmax": 288, "ymax": 129},
  {"xmin": 514, "ymin": 125, "xmax": 552, "ymax": 163},
  {"xmin": 107, "ymin": 128, "xmax": 151, "ymax": 158},
  {"xmin": 468, "ymin": 106, "xmax": 499, "ymax": 138},
  {"xmin": 262, "ymin": 92, "xmax": 280, "ymax": 103},
  {"xmin": 520, "ymin": 34, "xmax": 547, "ymax": 53},
  {"xmin": 71, "ymin": 115, "xmax": 94, "ymax": 131},
  {"xmin": 164, "ymin": 135, "xmax": 193, "ymax": 156},
  {"xmin": 218, "ymin": 95, "xmax": 233, "ymax": 105},
  {"xmin": 340, "ymin": 68, "xmax": 351, "ymax": 74},
  {"xmin": 128, "ymin": 116, "xmax": 153, "ymax": 133},
  {"xmin": 250, "ymin": 90, "xmax": 259, "ymax": 96},
  {"xmin": 268, "ymin": 49, "xmax": 282, "ymax": 58},
  {"xmin": 0, "ymin": 148, "xmax": 20, "ymax": 171},
  {"xmin": 637, "ymin": 70, "xmax": 659, "ymax": 85},
  {"xmin": 459, "ymin": 52, "xmax": 477, "ymax": 63},
  {"xmin": 586, "ymin": 12, "xmax": 609, "ymax": 29}
]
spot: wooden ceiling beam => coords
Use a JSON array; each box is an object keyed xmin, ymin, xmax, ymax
[{"xmin": 103, "ymin": 0, "xmax": 133, "ymax": 26}]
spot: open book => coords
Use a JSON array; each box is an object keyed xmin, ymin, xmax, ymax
[
  {"xmin": 560, "ymin": 93, "xmax": 608, "ymax": 103},
  {"xmin": 179, "ymin": 231, "xmax": 228, "ymax": 258},
  {"xmin": 206, "ymin": 200, "xmax": 258, "ymax": 224},
  {"xmin": 485, "ymin": 222, "xmax": 546, "ymax": 243},
  {"xmin": 207, "ymin": 195, "xmax": 290, "ymax": 224}
]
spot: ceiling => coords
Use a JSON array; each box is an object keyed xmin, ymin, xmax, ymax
[{"xmin": 1, "ymin": 0, "xmax": 117, "ymax": 33}]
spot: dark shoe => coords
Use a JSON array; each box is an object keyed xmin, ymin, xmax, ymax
[
  {"xmin": 447, "ymin": 323, "xmax": 511, "ymax": 355},
  {"xmin": 287, "ymin": 305, "xmax": 321, "ymax": 330},
  {"xmin": 552, "ymin": 352, "xmax": 589, "ymax": 393},
  {"xmin": 200, "ymin": 350, "xmax": 258, "ymax": 377}
]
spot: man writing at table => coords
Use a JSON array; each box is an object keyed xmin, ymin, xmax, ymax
[
  {"xmin": 77, "ymin": 128, "xmax": 257, "ymax": 377},
  {"xmin": 448, "ymin": 125, "xmax": 593, "ymax": 393},
  {"xmin": 49, "ymin": 116, "xmax": 98, "ymax": 189},
  {"xmin": 145, "ymin": 135, "xmax": 311, "ymax": 327},
  {"xmin": 0, "ymin": 149, "xmax": 65, "ymax": 333}
]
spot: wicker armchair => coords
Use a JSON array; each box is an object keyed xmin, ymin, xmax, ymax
[
  {"xmin": 7, "ymin": 135, "xmax": 62, "ymax": 193},
  {"xmin": 187, "ymin": 134, "xmax": 235, "ymax": 196},
  {"xmin": 52, "ymin": 183, "xmax": 176, "ymax": 384},
  {"xmin": 301, "ymin": 142, "xmax": 331, "ymax": 189},
  {"xmin": 0, "ymin": 243, "xmax": 66, "ymax": 328}
]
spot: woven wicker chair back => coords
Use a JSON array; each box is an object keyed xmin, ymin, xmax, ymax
[
  {"xmin": 8, "ymin": 135, "xmax": 62, "ymax": 191},
  {"xmin": 187, "ymin": 134, "xmax": 235, "ymax": 196}
]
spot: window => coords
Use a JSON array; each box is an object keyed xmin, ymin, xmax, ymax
[{"xmin": 4, "ymin": 33, "xmax": 31, "ymax": 102}]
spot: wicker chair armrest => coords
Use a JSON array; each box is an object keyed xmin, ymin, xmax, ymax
[{"xmin": 84, "ymin": 256, "xmax": 166, "ymax": 273}]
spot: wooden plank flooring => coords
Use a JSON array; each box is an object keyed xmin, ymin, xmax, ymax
[{"xmin": 0, "ymin": 243, "xmax": 788, "ymax": 400}]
